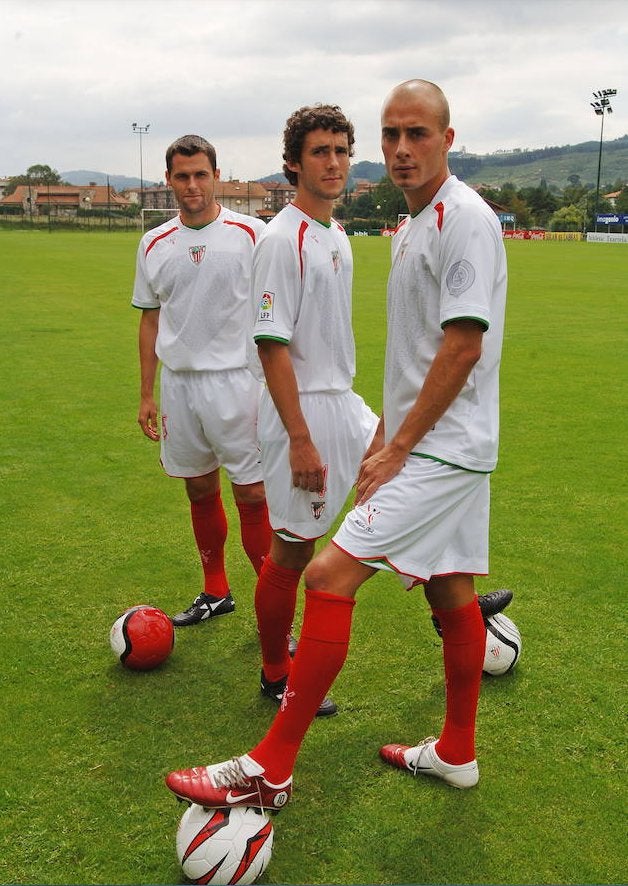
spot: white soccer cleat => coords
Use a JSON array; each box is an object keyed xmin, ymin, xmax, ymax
[{"xmin": 379, "ymin": 736, "xmax": 479, "ymax": 789}]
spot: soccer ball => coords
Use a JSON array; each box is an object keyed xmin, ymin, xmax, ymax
[
  {"xmin": 483, "ymin": 613, "xmax": 522, "ymax": 676},
  {"xmin": 109, "ymin": 605, "xmax": 174, "ymax": 671},
  {"xmin": 176, "ymin": 803, "xmax": 274, "ymax": 885}
]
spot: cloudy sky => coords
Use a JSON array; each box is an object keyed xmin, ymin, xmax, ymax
[{"xmin": 2, "ymin": 0, "xmax": 626, "ymax": 184}]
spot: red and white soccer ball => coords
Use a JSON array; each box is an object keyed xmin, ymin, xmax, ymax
[
  {"xmin": 483, "ymin": 613, "xmax": 522, "ymax": 676},
  {"xmin": 109, "ymin": 605, "xmax": 175, "ymax": 671},
  {"xmin": 176, "ymin": 803, "xmax": 274, "ymax": 885}
]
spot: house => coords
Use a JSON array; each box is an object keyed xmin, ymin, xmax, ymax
[
  {"xmin": 0, "ymin": 183, "xmax": 131, "ymax": 216},
  {"xmin": 352, "ymin": 178, "xmax": 378, "ymax": 197},
  {"xmin": 123, "ymin": 185, "xmax": 177, "ymax": 210},
  {"xmin": 213, "ymin": 180, "xmax": 271, "ymax": 218},
  {"xmin": 125, "ymin": 179, "xmax": 273, "ymax": 219},
  {"xmin": 603, "ymin": 190, "xmax": 623, "ymax": 208},
  {"xmin": 262, "ymin": 181, "xmax": 297, "ymax": 215}
]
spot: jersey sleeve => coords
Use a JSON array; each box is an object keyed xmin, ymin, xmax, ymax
[
  {"xmin": 252, "ymin": 229, "xmax": 301, "ymax": 344},
  {"xmin": 131, "ymin": 239, "xmax": 160, "ymax": 310},
  {"xmin": 439, "ymin": 203, "xmax": 503, "ymax": 331}
]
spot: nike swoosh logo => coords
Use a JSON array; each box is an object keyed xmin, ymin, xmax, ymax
[{"xmin": 225, "ymin": 790, "xmax": 258, "ymax": 804}]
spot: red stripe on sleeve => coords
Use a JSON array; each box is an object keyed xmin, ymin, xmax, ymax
[
  {"xmin": 434, "ymin": 201, "xmax": 445, "ymax": 231},
  {"xmin": 224, "ymin": 219, "xmax": 258, "ymax": 244},
  {"xmin": 145, "ymin": 225, "xmax": 179, "ymax": 256},
  {"xmin": 297, "ymin": 220, "xmax": 308, "ymax": 278}
]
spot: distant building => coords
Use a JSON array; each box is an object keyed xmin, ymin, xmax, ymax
[
  {"xmin": 0, "ymin": 177, "xmax": 11, "ymax": 199},
  {"xmin": 215, "ymin": 180, "xmax": 271, "ymax": 218},
  {"xmin": 262, "ymin": 181, "xmax": 297, "ymax": 215},
  {"xmin": 352, "ymin": 178, "xmax": 378, "ymax": 197},
  {"xmin": 124, "ymin": 179, "xmax": 274, "ymax": 219},
  {"xmin": 123, "ymin": 185, "xmax": 176, "ymax": 210},
  {"xmin": 0, "ymin": 183, "xmax": 131, "ymax": 216},
  {"xmin": 603, "ymin": 190, "xmax": 622, "ymax": 208}
]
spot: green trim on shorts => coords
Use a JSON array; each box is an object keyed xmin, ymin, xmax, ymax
[{"xmin": 409, "ymin": 453, "xmax": 493, "ymax": 474}]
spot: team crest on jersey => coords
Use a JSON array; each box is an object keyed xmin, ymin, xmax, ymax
[
  {"xmin": 331, "ymin": 249, "xmax": 340, "ymax": 274},
  {"xmin": 311, "ymin": 501, "xmax": 326, "ymax": 520},
  {"xmin": 188, "ymin": 245, "xmax": 206, "ymax": 264},
  {"xmin": 258, "ymin": 291, "xmax": 274, "ymax": 322}
]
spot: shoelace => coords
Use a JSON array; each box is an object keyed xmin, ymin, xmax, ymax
[
  {"xmin": 408, "ymin": 736, "xmax": 437, "ymax": 775},
  {"xmin": 213, "ymin": 757, "xmax": 251, "ymax": 789}
]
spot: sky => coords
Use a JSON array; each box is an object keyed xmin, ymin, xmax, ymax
[{"xmin": 1, "ymin": 0, "xmax": 627, "ymax": 185}]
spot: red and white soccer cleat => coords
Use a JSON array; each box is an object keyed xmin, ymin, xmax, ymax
[
  {"xmin": 165, "ymin": 754, "xmax": 292, "ymax": 811},
  {"xmin": 379, "ymin": 737, "xmax": 479, "ymax": 789}
]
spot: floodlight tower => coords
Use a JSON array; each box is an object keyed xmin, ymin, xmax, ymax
[
  {"xmin": 132, "ymin": 122, "xmax": 150, "ymax": 209},
  {"xmin": 590, "ymin": 89, "xmax": 617, "ymax": 227}
]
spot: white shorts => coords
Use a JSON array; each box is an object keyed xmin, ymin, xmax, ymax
[
  {"xmin": 259, "ymin": 388, "xmax": 378, "ymax": 541},
  {"xmin": 332, "ymin": 456, "xmax": 490, "ymax": 587},
  {"xmin": 160, "ymin": 365, "xmax": 263, "ymax": 484}
]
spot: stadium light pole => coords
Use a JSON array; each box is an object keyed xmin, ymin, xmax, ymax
[
  {"xmin": 590, "ymin": 89, "xmax": 617, "ymax": 229},
  {"xmin": 132, "ymin": 122, "xmax": 150, "ymax": 209}
]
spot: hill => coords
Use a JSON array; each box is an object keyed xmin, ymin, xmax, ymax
[
  {"xmin": 61, "ymin": 170, "xmax": 158, "ymax": 190},
  {"xmin": 451, "ymin": 136, "xmax": 628, "ymax": 190},
  {"xmin": 255, "ymin": 137, "xmax": 627, "ymax": 192},
  {"xmin": 60, "ymin": 136, "xmax": 627, "ymax": 196}
]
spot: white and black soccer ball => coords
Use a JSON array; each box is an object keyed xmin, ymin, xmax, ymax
[
  {"xmin": 176, "ymin": 804, "xmax": 274, "ymax": 885},
  {"xmin": 483, "ymin": 613, "xmax": 522, "ymax": 676}
]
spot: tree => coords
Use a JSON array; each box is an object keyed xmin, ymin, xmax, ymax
[
  {"xmin": 370, "ymin": 175, "xmax": 408, "ymax": 225},
  {"xmin": 4, "ymin": 164, "xmax": 63, "ymax": 196},
  {"xmin": 549, "ymin": 205, "xmax": 585, "ymax": 232},
  {"xmin": 519, "ymin": 184, "xmax": 559, "ymax": 228}
]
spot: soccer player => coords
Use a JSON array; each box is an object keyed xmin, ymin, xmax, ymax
[
  {"xmin": 165, "ymin": 79, "xmax": 509, "ymax": 810},
  {"xmin": 132, "ymin": 135, "xmax": 271, "ymax": 627},
  {"xmin": 249, "ymin": 104, "xmax": 379, "ymax": 716}
]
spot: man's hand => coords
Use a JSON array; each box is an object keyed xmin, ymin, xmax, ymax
[
  {"xmin": 355, "ymin": 443, "xmax": 407, "ymax": 505},
  {"xmin": 289, "ymin": 436, "xmax": 325, "ymax": 492},
  {"xmin": 138, "ymin": 397, "xmax": 160, "ymax": 441}
]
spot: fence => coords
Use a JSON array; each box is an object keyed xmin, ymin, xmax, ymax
[{"xmin": 0, "ymin": 212, "xmax": 141, "ymax": 232}]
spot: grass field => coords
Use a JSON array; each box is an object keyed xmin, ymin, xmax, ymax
[{"xmin": 0, "ymin": 231, "xmax": 625, "ymax": 885}]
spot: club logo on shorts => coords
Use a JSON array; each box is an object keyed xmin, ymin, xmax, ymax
[
  {"xmin": 188, "ymin": 245, "xmax": 206, "ymax": 265},
  {"xmin": 311, "ymin": 501, "xmax": 326, "ymax": 520},
  {"xmin": 446, "ymin": 259, "xmax": 475, "ymax": 296},
  {"xmin": 258, "ymin": 291, "xmax": 274, "ymax": 322},
  {"xmin": 331, "ymin": 249, "xmax": 340, "ymax": 274},
  {"xmin": 366, "ymin": 503, "xmax": 380, "ymax": 525}
]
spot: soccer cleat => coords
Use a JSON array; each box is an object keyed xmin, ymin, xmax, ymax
[
  {"xmin": 171, "ymin": 591, "xmax": 235, "ymax": 627},
  {"xmin": 260, "ymin": 670, "xmax": 338, "ymax": 717},
  {"xmin": 431, "ymin": 588, "xmax": 514, "ymax": 637},
  {"xmin": 165, "ymin": 754, "xmax": 292, "ymax": 811},
  {"xmin": 379, "ymin": 737, "xmax": 479, "ymax": 789},
  {"xmin": 288, "ymin": 634, "xmax": 298, "ymax": 658}
]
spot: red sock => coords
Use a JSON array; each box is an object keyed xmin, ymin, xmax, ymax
[
  {"xmin": 236, "ymin": 500, "xmax": 272, "ymax": 576},
  {"xmin": 433, "ymin": 596, "xmax": 485, "ymax": 765},
  {"xmin": 255, "ymin": 558, "xmax": 301, "ymax": 683},
  {"xmin": 250, "ymin": 589, "xmax": 355, "ymax": 782},
  {"xmin": 190, "ymin": 492, "xmax": 229, "ymax": 597}
]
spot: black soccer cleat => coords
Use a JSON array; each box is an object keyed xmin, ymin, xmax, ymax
[
  {"xmin": 171, "ymin": 591, "xmax": 235, "ymax": 627},
  {"xmin": 260, "ymin": 670, "xmax": 337, "ymax": 717},
  {"xmin": 431, "ymin": 588, "xmax": 514, "ymax": 637}
]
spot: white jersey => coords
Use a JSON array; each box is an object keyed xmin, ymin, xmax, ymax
[
  {"xmin": 252, "ymin": 203, "xmax": 355, "ymax": 393},
  {"xmin": 132, "ymin": 206, "xmax": 266, "ymax": 372},
  {"xmin": 385, "ymin": 175, "xmax": 507, "ymax": 473}
]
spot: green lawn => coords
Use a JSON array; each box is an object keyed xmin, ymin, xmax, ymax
[{"xmin": 0, "ymin": 231, "xmax": 625, "ymax": 885}]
